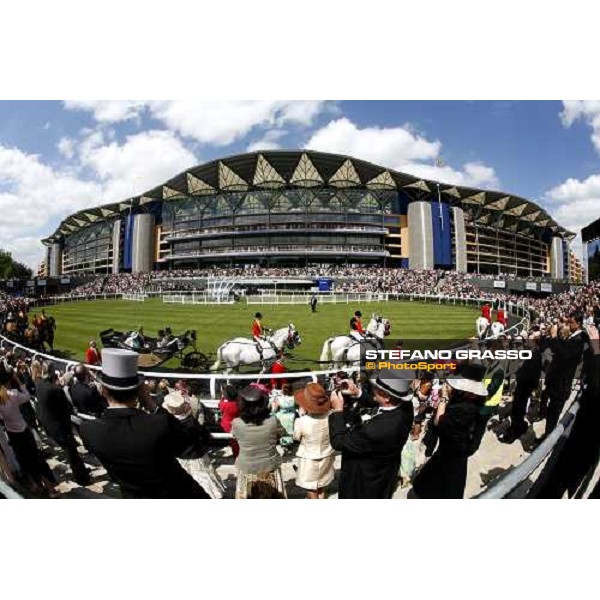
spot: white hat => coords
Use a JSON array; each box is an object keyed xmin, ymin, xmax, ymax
[
  {"xmin": 447, "ymin": 364, "xmax": 488, "ymax": 397},
  {"xmin": 370, "ymin": 369, "xmax": 415, "ymax": 401},
  {"xmin": 162, "ymin": 391, "xmax": 192, "ymax": 419},
  {"xmin": 98, "ymin": 348, "xmax": 143, "ymax": 391}
]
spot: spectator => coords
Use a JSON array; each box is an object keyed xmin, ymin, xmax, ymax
[
  {"xmin": 270, "ymin": 383, "xmax": 296, "ymax": 452},
  {"xmin": 0, "ymin": 366, "xmax": 57, "ymax": 496},
  {"xmin": 498, "ymin": 337, "xmax": 542, "ymax": 444},
  {"xmin": 35, "ymin": 361, "xmax": 91, "ymax": 486},
  {"xmin": 412, "ymin": 365, "xmax": 488, "ymax": 499},
  {"xmin": 231, "ymin": 385, "xmax": 286, "ymax": 499},
  {"xmin": 328, "ymin": 370, "xmax": 414, "ymax": 499},
  {"xmin": 80, "ymin": 349, "xmax": 211, "ymax": 499},
  {"xmin": 85, "ymin": 340, "xmax": 101, "ymax": 366},
  {"xmin": 70, "ymin": 364, "xmax": 108, "ymax": 417},
  {"xmin": 219, "ymin": 384, "xmax": 240, "ymax": 458},
  {"xmin": 162, "ymin": 391, "xmax": 225, "ymax": 499},
  {"xmin": 293, "ymin": 383, "xmax": 335, "ymax": 499}
]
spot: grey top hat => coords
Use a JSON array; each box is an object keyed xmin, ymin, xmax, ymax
[
  {"xmin": 98, "ymin": 348, "xmax": 143, "ymax": 391},
  {"xmin": 370, "ymin": 369, "xmax": 415, "ymax": 401}
]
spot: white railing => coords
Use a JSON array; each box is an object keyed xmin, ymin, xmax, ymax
[
  {"xmin": 122, "ymin": 293, "xmax": 147, "ymax": 302},
  {"xmin": 0, "ymin": 332, "xmax": 354, "ymax": 400},
  {"xmin": 162, "ymin": 292, "xmax": 235, "ymax": 305},
  {"xmin": 246, "ymin": 292, "xmax": 390, "ymax": 305}
]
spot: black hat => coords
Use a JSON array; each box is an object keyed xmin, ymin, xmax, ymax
[
  {"xmin": 254, "ymin": 312, "xmax": 263, "ymax": 319},
  {"xmin": 354, "ymin": 310, "xmax": 362, "ymax": 317}
]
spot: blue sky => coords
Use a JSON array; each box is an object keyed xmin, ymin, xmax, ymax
[{"xmin": 0, "ymin": 100, "xmax": 599, "ymax": 268}]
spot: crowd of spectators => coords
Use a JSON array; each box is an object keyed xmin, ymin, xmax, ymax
[{"xmin": 1, "ymin": 312, "xmax": 598, "ymax": 499}]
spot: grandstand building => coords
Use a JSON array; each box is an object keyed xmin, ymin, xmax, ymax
[
  {"xmin": 41, "ymin": 151, "xmax": 575, "ymax": 279},
  {"xmin": 582, "ymin": 216, "xmax": 600, "ymax": 281}
]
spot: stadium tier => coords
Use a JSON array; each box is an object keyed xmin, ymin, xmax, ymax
[
  {"xmin": 583, "ymin": 216, "xmax": 600, "ymax": 281},
  {"xmin": 41, "ymin": 150, "xmax": 575, "ymax": 279}
]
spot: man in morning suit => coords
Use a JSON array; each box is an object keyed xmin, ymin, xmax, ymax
[
  {"xmin": 328, "ymin": 369, "xmax": 414, "ymax": 499},
  {"xmin": 80, "ymin": 348, "xmax": 210, "ymax": 499}
]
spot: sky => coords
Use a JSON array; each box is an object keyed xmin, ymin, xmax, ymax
[{"xmin": 1, "ymin": 99, "xmax": 599, "ymax": 269}]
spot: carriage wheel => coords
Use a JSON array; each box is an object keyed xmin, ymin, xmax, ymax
[{"xmin": 182, "ymin": 351, "xmax": 209, "ymax": 371}]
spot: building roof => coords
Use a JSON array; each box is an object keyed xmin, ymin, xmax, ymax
[
  {"xmin": 42, "ymin": 150, "xmax": 575, "ymax": 244},
  {"xmin": 582, "ymin": 216, "xmax": 600, "ymax": 242}
]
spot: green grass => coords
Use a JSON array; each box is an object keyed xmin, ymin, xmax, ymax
[{"xmin": 36, "ymin": 298, "xmax": 478, "ymax": 370}]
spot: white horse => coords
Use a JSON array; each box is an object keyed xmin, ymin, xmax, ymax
[
  {"xmin": 489, "ymin": 321, "xmax": 505, "ymax": 338},
  {"xmin": 476, "ymin": 316, "xmax": 505, "ymax": 339},
  {"xmin": 210, "ymin": 324, "xmax": 301, "ymax": 373},
  {"xmin": 319, "ymin": 315, "xmax": 391, "ymax": 368},
  {"xmin": 476, "ymin": 316, "xmax": 490, "ymax": 339}
]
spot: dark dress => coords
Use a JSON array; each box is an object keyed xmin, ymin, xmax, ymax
[
  {"xmin": 412, "ymin": 400, "xmax": 479, "ymax": 499},
  {"xmin": 329, "ymin": 402, "xmax": 413, "ymax": 499}
]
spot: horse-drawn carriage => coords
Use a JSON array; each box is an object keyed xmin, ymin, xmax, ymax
[{"xmin": 99, "ymin": 327, "xmax": 211, "ymax": 371}]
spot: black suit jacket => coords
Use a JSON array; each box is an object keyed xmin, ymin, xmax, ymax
[
  {"xmin": 80, "ymin": 407, "xmax": 209, "ymax": 499},
  {"xmin": 548, "ymin": 331, "xmax": 585, "ymax": 382},
  {"xmin": 35, "ymin": 379, "xmax": 75, "ymax": 446},
  {"xmin": 329, "ymin": 402, "xmax": 413, "ymax": 499},
  {"xmin": 70, "ymin": 381, "xmax": 108, "ymax": 417}
]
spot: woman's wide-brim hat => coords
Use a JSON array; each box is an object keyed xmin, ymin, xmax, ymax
[
  {"xmin": 97, "ymin": 348, "xmax": 144, "ymax": 391},
  {"xmin": 162, "ymin": 391, "xmax": 192, "ymax": 419},
  {"xmin": 447, "ymin": 364, "xmax": 488, "ymax": 397},
  {"xmin": 294, "ymin": 383, "xmax": 331, "ymax": 415}
]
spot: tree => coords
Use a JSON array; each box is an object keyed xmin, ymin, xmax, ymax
[{"xmin": 0, "ymin": 249, "xmax": 33, "ymax": 279}]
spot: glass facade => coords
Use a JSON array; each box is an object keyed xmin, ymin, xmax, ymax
[
  {"xmin": 62, "ymin": 221, "xmax": 114, "ymax": 275},
  {"xmin": 158, "ymin": 189, "xmax": 393, "ymax": 266}
]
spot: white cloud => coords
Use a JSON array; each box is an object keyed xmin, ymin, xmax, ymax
[
  {"xmin": 65, "ymin": 100, "xmax": 329, "ymax": 146},
  {"xmin": 560, "ymin": 100, "xmax": 600, "ymax": 151},
  {"xmin": 57, "ymin": 137, "xmax": 75, "ymax": 159},
  {"xmin": 148, "ymin": 100, "xmax": 327, "ymax": 145},
  {"xmin": 0, "ymin": 130, "xmax": 197, "ymax": 269},
  {"xmin": 246, "ymin": 128, "xmax": 286, "ymax": 152},
  {"xmin": 305, "ymin": 118, "xmax": 498, "ymax": 188},
  {"xmin": 77, "ymin": 129, "xmax": 197, "ymax": 199},
  {"xmin": 64, "ymin": 100, "xmax": 146, "ymax": 123},
  {"xmin": 544, "ymin": 174, "xmax": 600, "ymax": 232},
  {"xmin": 0, "ymin": 145, "xmax": 103, "ymax": 267}
]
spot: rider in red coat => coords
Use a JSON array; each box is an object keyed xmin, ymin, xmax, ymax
[
  {"xmin": 251, "ymin": 312, "xmax": 265, "ymax": 340},
  {"xmin": 481, "ymin": 303, "xmax": 492, "ymax": 322},
  {"xmin": 496, "ymin": 307, "xmax": 507, "ymax": 327},
  {"xmin": 270, "ymin": 352, "xmax": 287, "ymax": 389},
  {"xmin": 350, "ymin": 310, "xmax": 365, "ymax": 334}
]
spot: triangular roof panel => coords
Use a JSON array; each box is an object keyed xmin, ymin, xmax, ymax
[
  {"xmin": 486, "ymin": 196, "xmax": 510, "ymax": 210},
  {"xmin": 219, "ymin": 162, "xmax": 248, "ymax": 191},
  {"xmin": 163, "ymin": 186, "xmax": 182, "ymax": 199},
  {"xmin": 329, "ymin": 159, "xmax": 361, "ymax": 188},
  {"xmin": 290, "ymin": 153, "xmax": 324, "ymax": 187},
  {"xmin": 405, "ymin": 180, "xmax": 431, "ymax": 192},
  {"xmin": 366, "ymin": 170, "xmax": 396, "ymax": 190},
  {"xmin": 442, "ymin": 186, "xmax": 461, "ymax": 198},
  {"xmin": 505, "ymin": 202, "xmax": 528, "ymax": 216},
  {"xmin": 253, "ymin": 154, "xmax": 286, "ymax": 188},
  {"xmin": 187, "ymin": 173, "xmax": 215, "ymax": 195}
]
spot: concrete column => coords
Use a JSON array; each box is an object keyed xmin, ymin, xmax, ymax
[
  {"xmin": 131, "ymin": 213, "xmax": 155, "ymax": 273},
  {"xmin": 49, "ymin": 243, "xmax": 62, "ymax": 276},
  {"xmin": 407, "ymin": 201, "xmax": 433, "ymax": 269},
  {"xmin": 452, "ymin": 206, "xmax": 467, "ymax": 272},
  {"xmin": 550, "ymin": 236, "xmax": 564, "ymax": 279},
  {"xmin": 112, "ymin": 219, "xmax": 121, "ymax": 274}
]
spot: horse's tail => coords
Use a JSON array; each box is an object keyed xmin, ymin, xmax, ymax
[
  {"xmin": 210, "ymin": 343, "xmax": 225, "ymax": 371},
  {"xmin": 320, "ymin": 338, "xmax": 334, "ymax": 362}
]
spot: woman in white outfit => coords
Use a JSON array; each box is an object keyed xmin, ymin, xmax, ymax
[{"xmin": 293, "ymin": 383, "xmax": 335, "ymax": 499}]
